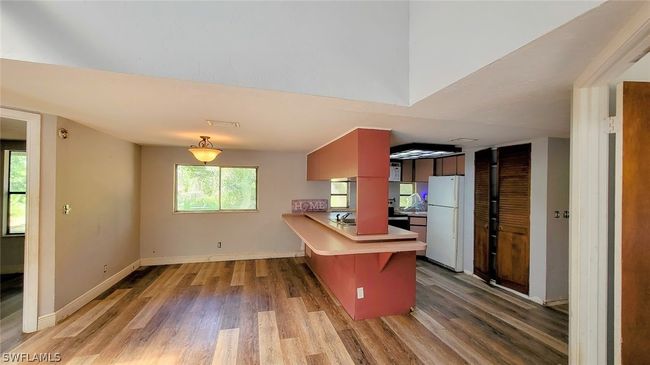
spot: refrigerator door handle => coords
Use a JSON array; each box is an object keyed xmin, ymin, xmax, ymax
[{"xmin": 452, "ymin": 212, "xmax": 457, "ymax": 240}]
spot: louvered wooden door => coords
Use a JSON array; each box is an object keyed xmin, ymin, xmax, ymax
[
  {"xmin": 496, "ymin": 144, "xmax": 531, "ymax": 294},
  {"xmin": 473, "ymin": 149, "xmax": 491, "ymax": 281}
]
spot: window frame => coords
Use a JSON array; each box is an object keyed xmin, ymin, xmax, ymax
[
  {"xmin": 173, "ymin": 164, "xmax": 259, "ymax": 214},
  {"xmin": 329, "ymin": 179, "xmax": 350, "ymax": 209},
  {"xmin": 399, "ymin": 182, "xmax": 415, "ymax": 208},
  {"xmin": 4, "ymin": 150, "xmax": 27, "ymax": 236}
]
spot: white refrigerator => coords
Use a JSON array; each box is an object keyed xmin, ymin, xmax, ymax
[{"xmin": 426, "ymin": 176, "xmax": 464, "ymax": 272}]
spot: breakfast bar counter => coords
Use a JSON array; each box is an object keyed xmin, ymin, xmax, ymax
[{"xmin": 283, "ymin": 213, "xmax": 425, "ymax": 320}]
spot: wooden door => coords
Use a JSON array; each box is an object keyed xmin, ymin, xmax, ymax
[
  {"xmin": 621, "ymin": 81, "xmax": 650, "ymax": 364},
  {"xmin": 496, "ymin": 144, "xmax": 531, "ymax": 294},
  {"xmin": 474, "ymin": 149, "xmax": 491, "ymax": 281}
]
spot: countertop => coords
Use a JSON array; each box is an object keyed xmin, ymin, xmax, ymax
[
  {"xmin": 304, "ymin": 212, "xmax": 419, "ymax": 242},
  {"xmin": 394, "ymin": 210, "xmax": 428, "ymax": 217},
  {"xmin": 283, "ymin": 214, "xmax": 425, "ymax": 256}
]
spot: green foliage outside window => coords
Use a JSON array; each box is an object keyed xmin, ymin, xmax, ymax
[
  {"xmin": 7, "ymin": 151, "xmax": 27, "ymax": 234},
  {"xmin": 175, "ymin": 165, "xmax": 257, "ymax": 212}
]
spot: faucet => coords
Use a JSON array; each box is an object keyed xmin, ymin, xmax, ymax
[{"xmin": 336, "ymin": 212, "xmax": 352, "ymax": 222}]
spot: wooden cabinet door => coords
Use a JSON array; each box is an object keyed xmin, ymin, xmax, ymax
[
  {"xmin": 621, "ymin": 81, "xmax": 650, "ymax": 365},
  {"xmin": 442, "ymin": 157, "xmax": 457, "ymax": 176},
  {"xmin": 456, "ymin": 155, "xmax": 465, "ymax": 175},
  {"xmin": 496, "ymin": 143, "xmax": 531, "ymax": 294},
  {"xmin": 401, "ymin": 160, "xmax": 413, "ymax": 182},
  {"xmin": 474, "ymin": 149, "xmax": 491, "ymax": 281},
  {"xmin": 415, "ymin": 159, "xmax": 433, "ymax": 182}
]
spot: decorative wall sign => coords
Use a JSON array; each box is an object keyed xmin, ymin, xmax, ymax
[{"xmin": 291, "ymin": 199, "xmax": 328, "ymax": 213}]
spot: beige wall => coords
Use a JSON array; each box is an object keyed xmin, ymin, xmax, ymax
[
  {"xmin": 54, "ymin": 117, "xmax": 141, "ymax": 310},
  {"xmin": 140, "ymin": 147, "xmax": 329, "ymax": 261}
]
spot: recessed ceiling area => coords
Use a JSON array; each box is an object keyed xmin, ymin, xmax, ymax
[{"xmin": 0, "ymin": 1, "xmax": 644, "ymax": 152}]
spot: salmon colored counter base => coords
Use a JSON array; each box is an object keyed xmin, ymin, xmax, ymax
[
  {"xmin": 305, "ymin": 248, "xmax": 417, "ymax": 320},
  {"xmin": 283, "ymin": 214, "xmax": 425, "ymax": 320}
]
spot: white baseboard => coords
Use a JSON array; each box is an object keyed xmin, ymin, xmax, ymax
[
  {"xmin": 544, "ymin": 298, "xmax": 569, "ymax": 306},
  {"xmin": 140, "ymin": 251, "xmax": 304, "ymax": 266},
  {"xmin": 37, "ymin": 313, "xmax": 56, "ymax": 330},
  {"xmin": 1, "ymin": 264, "xmax": 24, "ymax": 274},
  {"xmin": 54, "ymin": 259, "xmax": 140, "ymax": 323}
]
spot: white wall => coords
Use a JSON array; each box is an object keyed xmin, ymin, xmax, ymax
[
  {"xmin": 0, "ymin": 1, "xmax": 409, "ymax": 105},
  {"xmin": 545, "ymin": 138, "xmax": 570, "ymax": 301},
  {"xmin": 54, "ymin": 117, "xmax": 141, "ymax": 310},
  {"xmin": 140, "ymin": 147, "xmax": 329, "ymax": 262},
  {"xmin": 408, "ymin": 1, "xmax": 601, "ymax": 103},
  {"xmin": 529, "ymin": 138, "xmax": 549, "ymax": 302}
]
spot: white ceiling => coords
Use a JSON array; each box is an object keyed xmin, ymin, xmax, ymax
[{"xmin": 0, "ymin": 1, "xmax": 644, "ymax": 152}]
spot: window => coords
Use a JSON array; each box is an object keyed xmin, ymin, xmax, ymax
[
  {"xmin": 399, "ymin": 183, "xmax": 414, "ymax": 208},
  {"xmin": 330, "ymin": 179, "xmax": 349, "ymax": 209},
  {"xmin": 4, "ymin": 151, "xmax": 27, "ymax": 235},
  {"xmin": 175, "ymin": 165, "xmax": 257, "ymax": 212}
]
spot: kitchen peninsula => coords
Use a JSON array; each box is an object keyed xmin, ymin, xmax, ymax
[
  {"xmin": 284, "ymin": 128, "xmax": 425, "ymax": 320},
  {"xmin": 283, "ymin": 212, "xmax": 425, "ymax": 320}
]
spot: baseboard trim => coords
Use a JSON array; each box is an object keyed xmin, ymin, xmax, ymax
[
  {"xmin": 54, "ymin": 259, "xmax": 141, "ymax": 324},
  {"xmin": 544, "ymin": 298, "xmax": 569, "ymax": 306},
  {"xmin": 140, "ymin": 251, "xmax": 304, "ymax": 266},
  {"xmin": 37, "ymin": 313, "xmax": 56, "ymax": 330}
]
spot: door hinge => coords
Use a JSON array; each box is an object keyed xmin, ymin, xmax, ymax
[{"xmin": 605, "ymin": 116, "xmax": 619, "ymax": 134}]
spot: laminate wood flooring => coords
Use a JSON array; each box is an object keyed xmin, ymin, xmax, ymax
[{"xmin": 1, "ymin": 258, "xmax": 568, "ymax": 364}]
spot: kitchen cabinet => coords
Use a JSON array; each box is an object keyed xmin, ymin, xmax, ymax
[
  {"xmin": 409, "ymin": 215, "xmax": 427, "ymax": 256},
  {"xmin": 401, "ymin": 160, "xmax": 413, "ymax": 182},
  {"xmin": 442, "ymin": 156, "xmax": 457, "ymax": 175},
  {"xmin": 414, "ymin": 159, "xmax": 434, "ymax": 182}
]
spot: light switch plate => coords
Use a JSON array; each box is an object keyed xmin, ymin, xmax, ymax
[{"xmin": 356, "ymin": 287, "xmax": 364, "ymax": 299}]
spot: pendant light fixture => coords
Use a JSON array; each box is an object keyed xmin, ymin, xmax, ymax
[{"xmin": 188, "ymin": 136, "xmax": 222, "ymax": 164}]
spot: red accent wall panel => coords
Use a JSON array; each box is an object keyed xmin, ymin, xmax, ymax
[
  {"xmin": 357, "ymin": 129, "xmax": 390, "ymax": 178},
  {"xmin": 356, "ymin": 177, "xmax": 389, "ymax": 235},
  {"xmin": 307, "ymin": 130, "xmax": 358, "ymax": 180},
  {"xmin": 305, "ymin": 250, "xmax": 416, "ymax": 320}
]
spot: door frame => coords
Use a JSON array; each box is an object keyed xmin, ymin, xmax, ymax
[
  {"xmin": 570, "ymin": 4, "xmax": 650, "ymax": 364},
  {"xmin": 1, "ymin": 107, "xmax": 41, "ymax": 333}
]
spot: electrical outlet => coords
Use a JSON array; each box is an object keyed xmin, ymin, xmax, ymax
[
  {"xmin": 217, "ymin": 242, "xmax": 222, "ymax": 249},
  {"xmin": 356, "ymin": 287, "xmax": 364, "ymax": 299},
  {"xmin": 103, "ymin": 264, "xmax": 108, "ymax": 273},
  {"xmin": 63, "ymin": 204, "xmax": 71, "ymax": 215}
]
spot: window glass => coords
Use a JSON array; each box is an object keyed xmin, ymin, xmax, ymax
[
  {"xmin": 176, "ymin": 165, "xmax": 220, "ymax": 211},
  {"xmin": 220, "ymin": 167, "xmax": 257, "ymax": 210}
]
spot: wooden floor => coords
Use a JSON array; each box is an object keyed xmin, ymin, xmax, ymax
[
  {"xmin": 0, "ymin": 273, "xmax": 28, "ymax": 352},
  {"xmin": 2, "ymin": 258, "xmax": 568, "ymax": 364}
]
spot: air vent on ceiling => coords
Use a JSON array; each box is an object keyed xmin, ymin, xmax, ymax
[
  {"xmin": 206, "ymin": 120, "xmax": 240, "ymax": 128},
  {"xmin": 449, "ymin": 138, "xmax": 478, "ymax": 143},
  {"xmin": 390, "ymin": 143, "xmax": 461, "ymax": 160}
]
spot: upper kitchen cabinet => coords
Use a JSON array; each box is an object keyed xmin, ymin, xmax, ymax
[
  {"xmin": 307, "ymin": 128, "xmax": 390, "ymax": 180},
  {"xmin": 401, "ymin": 160, "xmax": 413, "ymax": 182},
  {"xmin": 415, "ymin": 159, "xmax": 434, "ymax": 182},
  {"xmin": 433, "ymin": 154, "xmax": 466, "ymax": 176}
]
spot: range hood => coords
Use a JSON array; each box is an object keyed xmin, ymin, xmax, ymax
[{"xmin": 389, "ymin": 143, "xmax": 461, "ymax": 160}]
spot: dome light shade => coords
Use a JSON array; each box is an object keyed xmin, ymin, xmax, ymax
[{"xmin": 188, "ymin": 136, "xmax": 222, "ymax": 164}]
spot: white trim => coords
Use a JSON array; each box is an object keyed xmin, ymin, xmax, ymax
[
  {"xmin": 569, "ymin": 5, "xmax": 650, "ymax": 364},
  {"xmin": 140, "ymin": 251, "xmax": 304, "ymax": 266},
  {"xmin": 307, "ymin": 127, "xmax": 392, "ymax": 154},
  {"xmin": 493, "ymin": 282, "xmax": 545, "ymax": 305},
  {"xmin": 37, "ymin": 313, "xmax": 55, "ymax": 330},
  {"xmin": 545, "ymin": 299, "xmax": 569, "ymax": 307},
  {"xmin": 1, "ymin": 107, "xmax": 41, "ymax": 334},
  {"xmin": 54, "ymin": 259, "xmax": 140, "ymax": 323}
]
